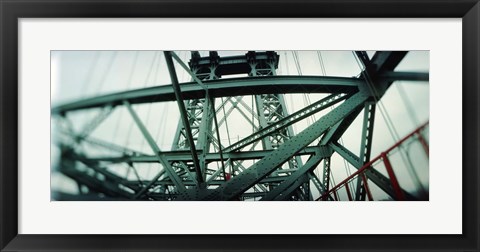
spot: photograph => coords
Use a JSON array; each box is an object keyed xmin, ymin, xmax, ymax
[{"xmin": 50, "ymin": 50, "xmax": 429, "ymax": 201}]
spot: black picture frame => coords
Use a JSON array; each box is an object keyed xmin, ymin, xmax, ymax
[{"xmin": 1, "ymin": 0, "xmax": 479, "ymax": 251}]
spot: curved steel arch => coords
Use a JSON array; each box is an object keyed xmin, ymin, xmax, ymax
[{"xmin": 52, "ymin": 75, "xmax": 363, "ymax": 114}]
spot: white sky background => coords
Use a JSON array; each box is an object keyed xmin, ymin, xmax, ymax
[{"xmin": 51, "ymin": 50, "xmax": 429, "ymax": 200}]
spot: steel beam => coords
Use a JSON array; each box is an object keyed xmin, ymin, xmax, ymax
[
  {"xmin": 123, "ymin": 101, "xmax": 186, "ymax": 195},
  {"xmin": 89, "ymin": 146, "xmax": 319, "ymax": 163},
  {"xmin": 356, "ymin": 102, "xmax": 376, "ymax": 200},
  {"xmin": 319, "ymin": 105, "xmax": 364, "ymax": 145},
  {"xmin": 309, "ymin": 171, "xmax": 325, "ymax": 195},
  {"xmin": 182, "ymin": 91, "xmax": 369, "ymax": 200},
  {"xmin": 356, "ymin": 51, "xmax": 410, "ymax": 98},
  {"xmin": 196, "ymin": 97, "xmax": 215, "ymax": 177},
  {"xmin": 122, "ymin": 174, "xmax": 296, "ymax": 188},
  {"xmin": 330, "ymin": 142, "xmax": 416, "ymax": 200},
  {"xmin": 51, "ymin": 75, "xmax": 363, "ymax": 114},
  {"xmin": 53, "ymin": 191, "xmax": 133, "ymax": 201},
  {"xmin": 60, "ymin": 154, "xmax": 139, "ymax": 199},
  {"xmin": 379, "ymin": 71, "xmax": 429, "ymax": 82},
  {"xmin": 165, "ymin": 51, "xmax": 203, "ymax": 184},
  {"xmin": 224, "ymin": 93, "xmax": 349, "ymax": 152},
  {"xmin": 77, "ymin": 105, "xmax": 114, "ymax": 140},
  {"xmin": 171, "ymin": 51, "xmax": 208, "ymax": 90},
  {"xmin": 275, "ymin": 174, "xmax": 310, "ymax": 201},
  {"xmin": 250, "ymin": 52, "xmax": 304, "ymax": 182},
  {"xmin": 369, "ymin": 51, "xmax": 408, "ymax": 73},
  {"xmin": 64, "ymin": 133, "xmax": 147, "ymax": 156},
  {"xmin": 322, "ymin": 156, "xmax": 331, "ymax": 192},
  {"xmin": 260, "ymin": 148, "xmax": 328, "ymax": 201}
]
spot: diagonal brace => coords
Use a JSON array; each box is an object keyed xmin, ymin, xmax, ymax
[
  {"xmin": 190, "ymin": 91, "xmax": 369, "ymax": 201},
  {"xmin": 164, "ymin": 51, "xmax": 204, "ymax": 184},
  {"xmin": 224, "ymin": 93, "xmax": 349, "ymax": 152},
  {"xmin": 330, "ymin": 141, "xmax": 415, "ymax": 200},
  {"xmin": 124, "ymin": 101, "xmax": 186, "ymax": 196},
  {"xmin": 260, "ymin": 147, "xmax": 330, "ymax": 201}
]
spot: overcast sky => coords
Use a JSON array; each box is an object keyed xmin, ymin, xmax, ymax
[{"xmin": 51, "ymin": 50, "xmax": 429, "ymax": 200}]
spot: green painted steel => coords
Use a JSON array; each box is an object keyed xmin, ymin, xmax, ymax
[
  {"xmin": 355, "ymin": 102, "xmax": 376, "ymax": 200},
  {"xmin": 224, "ymin": 93, "xmax": 349, "ymax": 152},
  {"xmin": 51, "ymin": 75, "xmax": 363, "ymax": 114},
  {"xmin": 124, "ymin": 101, "xmax": 187, "ymax": 196},
  {"xmin": 329, "ymin": 142, "xmax": 416, "ymax": 200},
  {"xmin": 260, "ymin": 147, "xmax": 330, "ymax": 201},
  {"xmin": 181, "ymin": 91, "xmax": 370, "ymax": 200},
  {"xmin": 165, "ymin": 51, "xmax": 204, "ymax": 184},
  {"xmin": 53, "ymin": 51, "xmax": 427, "ymax": 201}
]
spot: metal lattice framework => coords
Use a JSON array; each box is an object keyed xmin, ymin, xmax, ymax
[{"xmin": 51, "ymin": 51, "xmax": 429, "ymax": 201}]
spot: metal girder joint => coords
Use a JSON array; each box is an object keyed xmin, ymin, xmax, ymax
[
  {"xmin": 260, "ymin": 146, "xmax": 332, "ymax": 201},
  {"xmin": 329, "ymin": 141, "xmax": 416, "ymax": 200},
  {"xmin": 355, "ymin": 51, "xmax": 409, "ymax": 99},
  {"xmin": 225, "ymin": 93, "xmax": 349, "ymax": 152},
  {"xmin": 123, "ymin": 100, "xmax": 186, "ymax": 196}
]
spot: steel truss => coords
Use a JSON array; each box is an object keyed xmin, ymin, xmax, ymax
[{"xmin": 52, "ymin": 51, "xmax": 429, "ymax": 201}]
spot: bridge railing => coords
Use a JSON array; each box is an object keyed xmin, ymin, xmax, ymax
[{"xmin": 317, "ymin": 121, "xmax": 429, "ymax": 201}]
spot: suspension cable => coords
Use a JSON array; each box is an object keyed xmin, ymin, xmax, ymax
[
  {"xmin": 95, "ymin": 51, "xmax": 118, "ymax": 95},
  {"xmin": 352, "ymin": 52, "xmax": 399, "ymax": 143},
  {"xmin": 394, "ymin": 81, "xmax": 427, "ymax": 195},
  {"xmin": 123, "ymin": 51, "xmax": 139, "ymax": 149},
  {"xmin": 292, "ymin": 51, "xmax": 303, "ymax": 75},
  {"xmin": 144, "ymin": 52, "xmax": 160, "ymax": 85},
  {"xmin": 82, "ymin": 51, "xmax": 101, "ymax": 98},
  {"xmin": 316, "ymin": 51, "xmax": 327, "ymax": 76},
  {"xmin": 147, "ymin": 52, "xmax": 169, "ymax": 179},
  {"xmin": 140, "ymin": 52, "xmax": 162, "ymax": 152},
  {"xmin": 221, "ymin": 97, "xmax": 232, "ymax": 146},
  {"xmin": 315, "ymin": 51, "xmax": 353, "ymax": 194},
  {"xmin": 284, "ymin": 51, "xmax": 290, "ymax": 75},
  {"xmin": 111, "ymin": 52, "xmax": 140, "ymax": 144},
  {"xmin": 284, "ymin": 52, "xmax": 298, "ymax": 134},
  {"xmin": 396, "ymin": 81, "xmax": 420, "ymax": 126},
  {"xmin": 293, "ymin": 51, "xmax": 315, "ymax": 126}
]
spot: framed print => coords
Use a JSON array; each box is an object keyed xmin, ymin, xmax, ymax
[{"xmin": 1, "ymin": 0, "xmax": 479, "ymax": 251}]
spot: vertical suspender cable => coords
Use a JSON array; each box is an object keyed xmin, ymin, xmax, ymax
[
  {"xmin": 396, "ymin": 82, "xmax": 420, "ymax": 126},
  {"xmin": 95, "ymin": 51, "xmax": 118, "ymax": 94},
  {"xmin": 140, "ymin": 52, "xmax": 162, "ymax": 153},
  {"xmin": 82, "ymin": 51, "xmax": 101, "ymax": 98}
]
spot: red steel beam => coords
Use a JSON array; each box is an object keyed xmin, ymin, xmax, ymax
[
  {"xmin": 317, "ymin": 121, "xmax": 429, "ymax": 201},
  {"xmin": 361, "ymin": 174, "xmax": 373, "ymax": 201},
  {"xmin": 416, "ymin": 132, "xmax": 429, "ymax": 157},
  {"xmin": 381, "ymin": 152, "xmax": 405, "ymax": 201},
  {"xmin": 344, "ymin": 183, "xmax": 353, "ymax": 201}
]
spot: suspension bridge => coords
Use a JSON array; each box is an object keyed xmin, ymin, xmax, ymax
[{"xmin": 51, "ymin": 50, "xmax": 429, "ymax": 201}]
